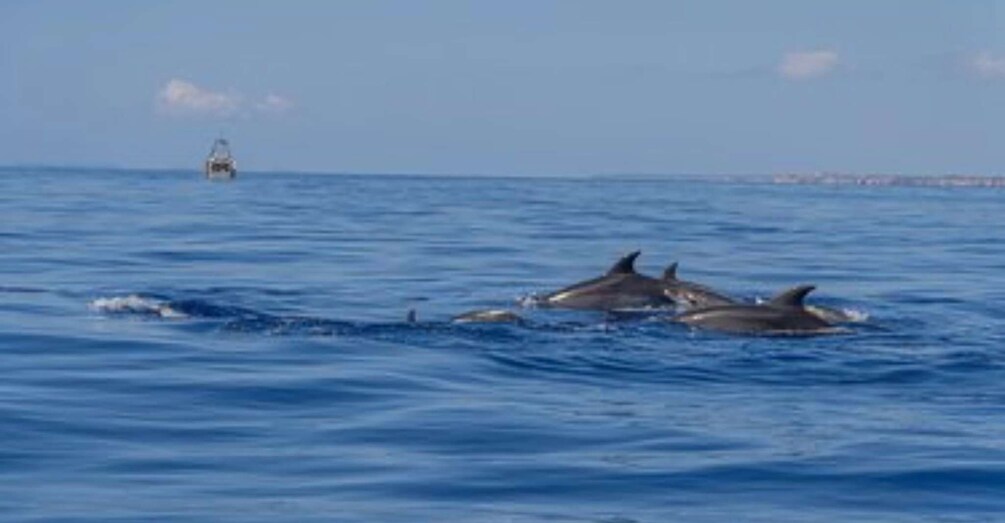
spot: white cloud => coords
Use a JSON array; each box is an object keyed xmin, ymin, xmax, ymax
[
  {"xmin": 156, "ymin": 79, "xmax": 294, "ymax": 117},
  {"xmin": 970, "ymin": 51, "xmax": 1005, "ymax": 78},
  {"xmin": 157, "ymin": 79, "xmax": 242, "ymax": 116},
  {"xmin": 777, "ymin": 50, "xmax": 840, "ymax": 80}
]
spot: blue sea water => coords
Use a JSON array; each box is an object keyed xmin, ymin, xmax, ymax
[{"xmin": 1, "ymin": 167, "xmax": 1004, "ymax": 522}]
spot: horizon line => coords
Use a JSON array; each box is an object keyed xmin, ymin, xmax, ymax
[{"xmin": 0, "ymin": 164, "xmax": 1002, "ymax": 181}]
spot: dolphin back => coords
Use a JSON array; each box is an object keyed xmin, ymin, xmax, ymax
[
  {"xmin": 607, "ymin": 250, "xmax": 641, "ymax": 275},
  {"xmin": 768, "ymin": 285, "xmax": 816, "ymax": 307}
]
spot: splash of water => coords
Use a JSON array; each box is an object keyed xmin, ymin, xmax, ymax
[{"xmin": 89, "ymin": 295, "xmax": 187, "ymax": 319}]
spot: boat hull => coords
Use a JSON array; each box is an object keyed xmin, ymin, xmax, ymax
[{"xmin": 204, "ymin": 160, "xmax": 237, "ymax": 179}]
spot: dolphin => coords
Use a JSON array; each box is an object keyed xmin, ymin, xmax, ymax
[
  {"xmin": 673, "ymin": 285, "xmax": 838, "ymax": 335},
  {"xmin": 539, "ymin": 251, "xmax": 676, "ymax": 311},
  {"xmin": 660, "ymin": 262, "xmax": 736, "ymax": 310},
  {"xmin": 452, "ymin": 309, "xmax": 525, "ymax": 324}
]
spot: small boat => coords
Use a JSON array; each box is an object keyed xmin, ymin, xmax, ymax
[{"xmin": 204, "ymin": 138, "xmax": 237, "ymax": 179}]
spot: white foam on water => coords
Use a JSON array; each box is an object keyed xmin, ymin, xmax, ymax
[
  {"xmin": 805, "ymin": 305, "xmax": 869, "ymax": 324},
  {"xmin": 516, "ymin": 293, "xmax": 546, "ymax": 308},
  {"xmin": 89, "ymin": 295, "xmax": 187, "ymax": 319},
  {"xmin": 838, "ymin": 308, "xmax": 870, "ymax": 323}
]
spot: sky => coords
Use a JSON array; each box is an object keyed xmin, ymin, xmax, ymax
[{"xmin": 1, "ymin": 1, "xmax": 1003, "ymax": 176}]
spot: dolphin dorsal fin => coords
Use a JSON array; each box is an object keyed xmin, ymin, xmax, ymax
[
  {"xmin": 663, "ymin": 262, "xmax": 678, "ymax": 281},
  {"xmin": 768, "ymin": 285, "xmax": 816, "ymax": 307},
  {"xmin": 607, "ymin": 250, "xmax": 641, "ymax": 275}
]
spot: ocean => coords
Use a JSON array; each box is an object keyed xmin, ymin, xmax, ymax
[{"xmin": 1, "ymin": 167, "xmax": 1003, "ymax": 522}]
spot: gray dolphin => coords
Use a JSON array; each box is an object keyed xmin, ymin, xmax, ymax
[
  {"xmin": 673, "ymin": 285, "xmax": 838, "ymax": 335},
  {"xmin": 452, "ymin": 309, "xmax": 525, "ymax": 324},
  {"xmin": 539, "ymin": 251, "xmax": 675, "ymax": 311},
  {"xmin": 661, "ymin": 262, "xmax": 736, "ymax": 310}
]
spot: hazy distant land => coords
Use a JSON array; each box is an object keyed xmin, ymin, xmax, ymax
[
  {"xmin": 2, "ymin": 166, "xmax": 1004, "ymax": 187},
  {"xmin": 767, "ymin": 173, "xmax": 1005, "ymax": 188}
]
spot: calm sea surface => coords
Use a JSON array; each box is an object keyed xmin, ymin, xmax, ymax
[{"xmin": 1, "ymin": 168, "xmax": 1003, "ymax": 522}]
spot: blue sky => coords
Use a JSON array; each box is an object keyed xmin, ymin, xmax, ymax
[{"xmin": 1, "ymin": 1, "xmax": 1002, "ymax": 175}]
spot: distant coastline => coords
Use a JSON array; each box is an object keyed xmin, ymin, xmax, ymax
[
  {"xmin": 2, "ymin": 165, "xmax": 1004, "ymax": 187},
  {"xmin": 767, "ymin": 173, "xmax": 1005, "ymax": 188}
]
